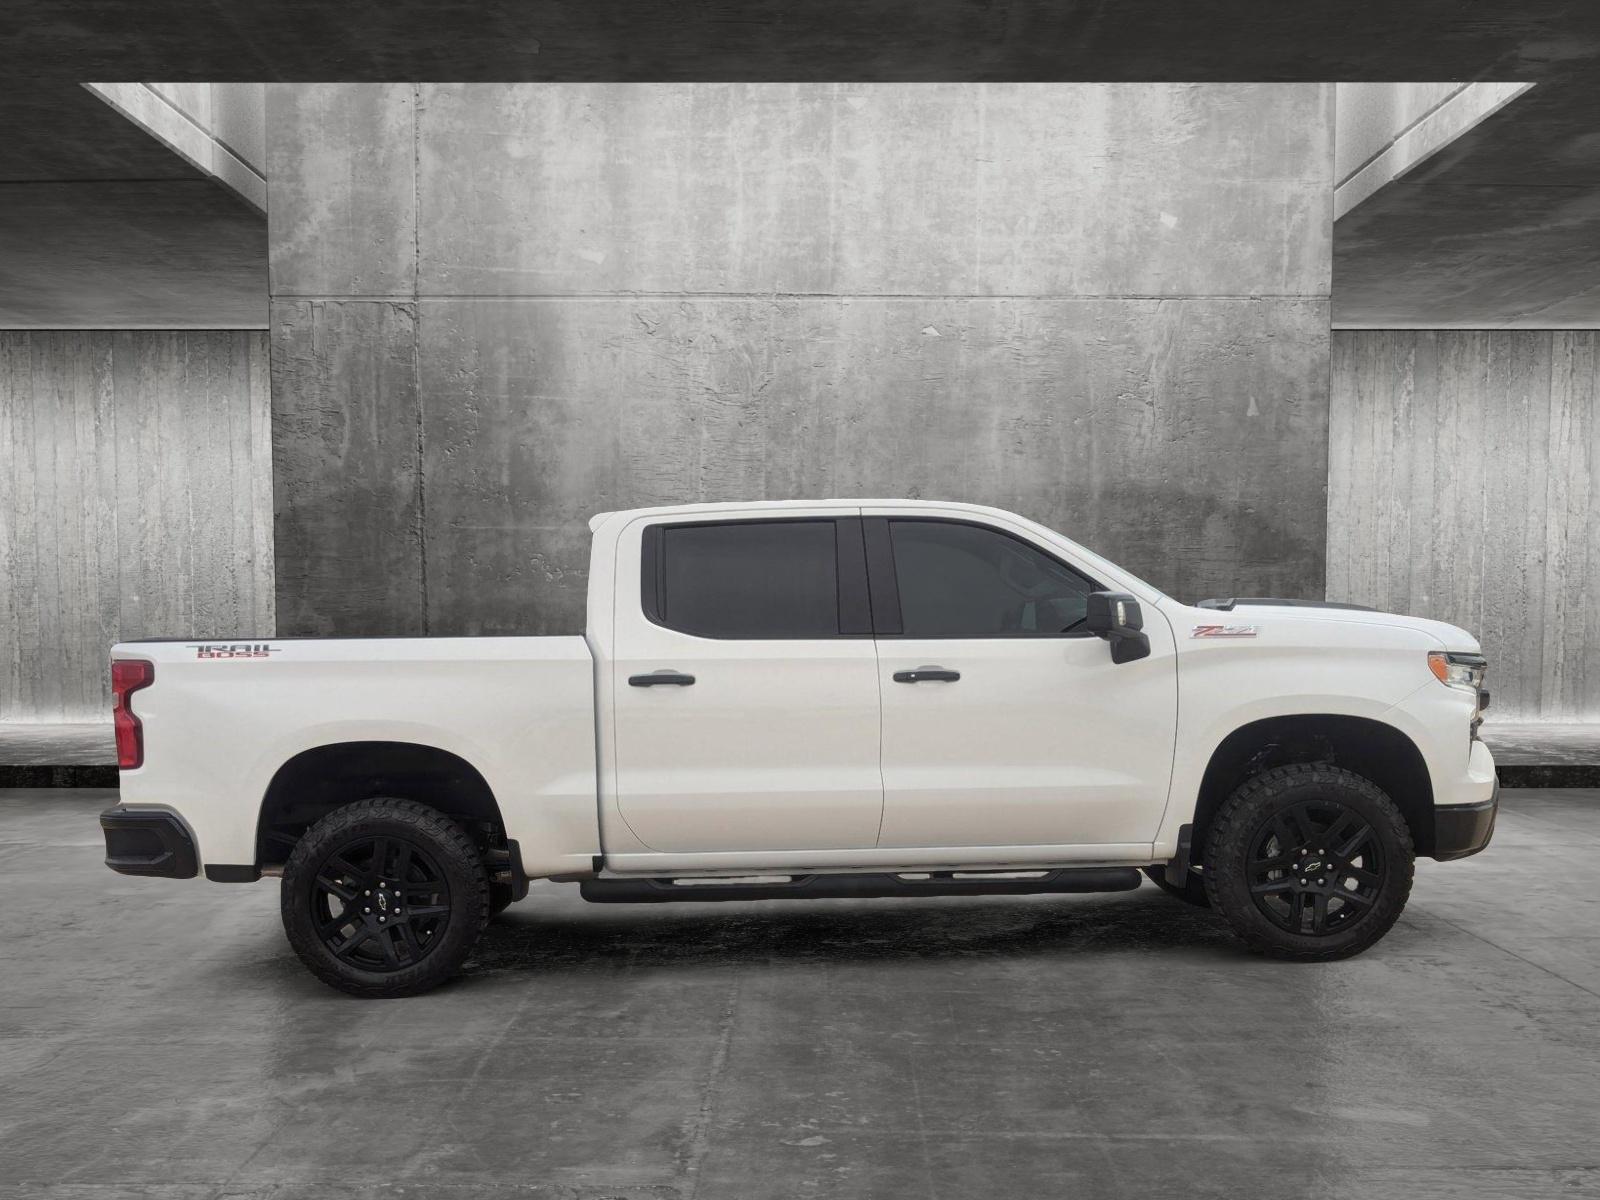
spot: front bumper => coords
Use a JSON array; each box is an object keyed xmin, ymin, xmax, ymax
[
  {"xmin": 1432, "ymin": 781, "xmax": 1498, "ymax": 862},
  {"xmin": 101, "ymin": 806, "xmax": 198, "ymax": 878}
]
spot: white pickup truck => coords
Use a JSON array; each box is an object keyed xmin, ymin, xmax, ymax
[{"xmin": 102, "ymin": 500, "xmax": 1498, "ymax": 997}]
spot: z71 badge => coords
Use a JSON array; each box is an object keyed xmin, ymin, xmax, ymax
[
  {"xmin": 1191, "ymin": 625, "xmax": 1260, "ymax": 639},
  {"xmin": 187, "ymin": 643, "xmax": 280, "ymax": 659}
]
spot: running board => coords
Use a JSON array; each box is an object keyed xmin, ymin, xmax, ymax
[{"xmin": 579, "ymin": 868, "xmax": 1141, "ymax": 904}]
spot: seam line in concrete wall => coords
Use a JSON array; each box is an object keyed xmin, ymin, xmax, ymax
[{"xmin": 411, "ymin": 83, "xmax": 428, "ymax": 636}]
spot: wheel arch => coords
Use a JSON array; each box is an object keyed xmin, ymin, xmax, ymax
[
  {"xmin": 1191, "ymin": 715, "xmax": 1435, "ymax": 862},
  {"xmin": 256, "ymin": 741, "xmax": 506, "ymax": 868}
]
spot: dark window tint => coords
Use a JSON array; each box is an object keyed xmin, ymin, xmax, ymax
[
  {"xmin": 659, "ymin": 521, "xmax": 840, "ymax": 638},
  {"xmin": 888, "ymin": 520, "xmax": 1095, "ymax": 637}
]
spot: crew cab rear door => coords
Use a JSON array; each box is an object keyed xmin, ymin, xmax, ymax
[
  {"xmin": 605, "ymin": 510, "xmax": 884, "ymax": 854},
  {"xmin": 865, "ymin": 511, "xmax": 1178, "ymax": 856}
]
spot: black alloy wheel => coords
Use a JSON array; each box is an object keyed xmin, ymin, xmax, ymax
[
  {"xmin": 311, "ymin": 835, "xmax": 452, "ymax": 971},
  {"xmin": 281, "ymin": 797, "xmax": 490, "ymax": 997},
  {"xmin": 1245, "ymin": 799, "xmax": 1385, "ymax": 936},
  {"xmin": 1204, "ymin": 764, "xmax": 1414, "ymax": 961}
]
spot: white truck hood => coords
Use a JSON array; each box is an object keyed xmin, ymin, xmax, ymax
[{"xmin": 1184, "ymin": 599, "xmax": 1480, "ymax": 653}]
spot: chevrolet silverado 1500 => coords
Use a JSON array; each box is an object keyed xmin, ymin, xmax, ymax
[{"xmin": 102, "ymin": 500, "xmax": 1498, "ymax": 996}]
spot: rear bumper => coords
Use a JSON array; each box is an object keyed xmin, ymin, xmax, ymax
[
  {"xmin": 100, "ymin": 806, "xmax": 198, "ymax": 879},
  {"xmin": 1432, "ymin": 782, "xmax": 1499, "ymax": 862}
]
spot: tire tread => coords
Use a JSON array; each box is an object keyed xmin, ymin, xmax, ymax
[
  {"xmin": 1202, "ymin": 763, "xmax": 1414, "ymax": 962},
  {"xmin": 280, "ymin": 796, "xmax": 490, "ymax": 998}
]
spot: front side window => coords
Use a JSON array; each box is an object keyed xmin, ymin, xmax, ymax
[
  {"xmin": 652, "ymin": 520, "xmax": 840, "ymax": 638},
  {"xmin": 888, "ymin": 520, "xmax": 1096, "ymax": 637}
]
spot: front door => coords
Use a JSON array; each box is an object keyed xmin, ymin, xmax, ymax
[
  {"xmin": 609, "ymin": 513, "xmax": 884, "ymax": 854},
  {"xmin": 868, "ymin": 515, "xmax": 1177, "ymax": 855}
]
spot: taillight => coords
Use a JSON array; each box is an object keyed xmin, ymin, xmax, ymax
[{"xmin": 111, "ymin": 659, "xmax": 155, "ymax": 769}]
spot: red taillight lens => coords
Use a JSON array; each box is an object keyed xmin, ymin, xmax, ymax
[{"xmin": 111, "ymin": 659, "xmax": 155, "ymax": 769}]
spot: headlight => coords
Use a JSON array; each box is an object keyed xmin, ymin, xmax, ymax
[{"xmin": 1428, "ymin": 651, "xmax": 1486, "ymax": 691}]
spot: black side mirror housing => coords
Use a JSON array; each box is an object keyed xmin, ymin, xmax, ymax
[{"xmin": 1085, "ymin": 592, "xmax": 1151, "ymax": 664}]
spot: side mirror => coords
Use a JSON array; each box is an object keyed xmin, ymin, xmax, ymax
[{"xmin": 1085, "ymin": 592, "xmax": 1151, "ymax": 664}]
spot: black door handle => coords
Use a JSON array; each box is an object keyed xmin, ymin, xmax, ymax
[
  {"xmin": 893, "ymin": 668, "xmax": 960, "ymax": 683},
  {"xmin": 629, "ymin": 671, "xmax": 696, "ymax": 687}
]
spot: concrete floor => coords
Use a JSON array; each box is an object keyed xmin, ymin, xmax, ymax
[{"xmin": 1, "ymin": 790, "xmax": 1597, "ymax": 1199}]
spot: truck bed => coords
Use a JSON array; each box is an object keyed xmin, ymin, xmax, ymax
[{"xmin": 111, "ymin": 636, "xmax": 601, "ymax": 878}]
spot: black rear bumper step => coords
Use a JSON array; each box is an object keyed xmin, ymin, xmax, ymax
[
  {"xmin": 581, "ymin": 867, "xmax": 1141, "ymax": 904},
  {"xmin": 101, "ymin": 806, "xmax": 198, "ymax": 879}
]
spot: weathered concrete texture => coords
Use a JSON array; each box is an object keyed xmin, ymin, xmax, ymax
[
  {"xmin": 86, "ymin": 83, "xmax": 268, "ymax": 212},
  {"xmin": 420, "ymin": 297, "xmax": 1330, "ymax": 633},
  {"xmin": 0, "ymin": 332, "xmax": 274, "ymax": 721},
  {"xmin": 1332, "ymin": 82, "xmax": 1531, "ymax": 221},
  {"xmin": 266, "ymin": 84, "xmax": 417, "ymax": 300},
  {"xmin": 5, "ymin": 788, "xmax": 1600, "ymax": 1198},
  {"xmin": 408, "ymin": 84, "xmax": 1331, "ymax": 300},
  {"xmin": 0, "ymin": 723, "xmax": 112, "ymax": 766},
  {"xmin": 1334, "ymin": 71, "xmax": 1600, "ymax": 328},
  {"xmin": 1481, "ymin": 723, "xmax": 1600, "ymax": 767},
  {"xmin": 6, "ymin": 1, "xmax": 1599, "ymax": 81},
  {"xmin": 271, "ymin": 301, "xmax": 423, "ymax": 637},
  {"xmin": 0, "ymin": 82, "xmax": 268, "ymax": 329},
  {"xmin": 270, "ymin": 84, "xmax": 1334, "ymax": 635},
  {"xmin": 0, "ymin": 181, "xmax": 267, "ymax": 329},
  {"xmin": 1328, "ymin": 330, "xmax": 1600, "ymax": 719}
]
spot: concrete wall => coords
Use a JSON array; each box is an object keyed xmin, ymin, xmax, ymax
[
  {"xmin": 0, "ymin": 83, "xmax": 268, "ymax": 331},
  {"xmin": 1332, "ymin": 82, "xmax": 1531, "ymax": 221},
  {"xmin": 0, "ymin": 331, "xmax": 274, "ymax": 721},
  {"xmin": 85, "ymin": 83, "xmax": 267, "ymax": 212},
  {"xmin": 1329, "ymin": 330, "xmax": 1600, "ymax": 719},
  {"xmin": 269, "ymin": 83, "xmax": 1334, "ymax": 636}
]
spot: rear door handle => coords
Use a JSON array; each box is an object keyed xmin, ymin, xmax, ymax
[
  {"xmin": 629, "ymin": 671, "xmax": 696, "ymax": 687},
  {"xmin": 893, "ymin": 667, "xmax": 960, "ymax": 683}
]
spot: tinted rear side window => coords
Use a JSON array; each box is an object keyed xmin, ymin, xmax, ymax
[
  {"xmin": 888, "ymin": 520, "xmax": 1096, "ymax": 637},
  {"xmin": 658, "ymin": 521, "xmax": 840, "ymax": 638}
]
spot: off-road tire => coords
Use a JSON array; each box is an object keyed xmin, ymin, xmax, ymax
[
  {"xmin": 1204, "ymin": 764, "xmax": 1414, "ymax": 961},
  {"xmin": 281, "ymin": 797, "xmax": 491, "ymax": 998},
  {"xmin": 1142, "ymin": 865, "xmax": 1211, "ymax": 908}
]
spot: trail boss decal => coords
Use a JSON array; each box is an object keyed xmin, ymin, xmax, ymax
[
  {"xmin": 1191, "ymin": 624, "xmax": 1260, "ymax": 639},
  {"xmin": 187, "ymin": 643, "xmax": 280, "ymax": 659}
]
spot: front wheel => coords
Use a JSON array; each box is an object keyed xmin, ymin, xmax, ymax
[
  {"xmin": 1204, "ymin": 764, "xmax": 1414, "ymax": 961},
  {"xmin": 281, "ymin": 797, "xmax": 490, "ymax": 997}
]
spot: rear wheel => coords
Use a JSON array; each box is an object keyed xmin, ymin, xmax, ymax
[
  {"xmin": 281, "ymin": 797, "xmax": 490, "ymax": 997},
  {"xmin": 1204, "ymin": 764, "xmax": 1414, "ymax": 961}
]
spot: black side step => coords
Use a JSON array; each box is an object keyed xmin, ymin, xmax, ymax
[{"xmin": 580, "ymin": 868, "xmax": 1140, "ymax": 904}]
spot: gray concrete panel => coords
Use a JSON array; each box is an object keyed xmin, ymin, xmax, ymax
[
  {"xmin": 271, "ymin": 84, "xmax": 1334, "ymax": 636},
  {"xmin": 1329, "ymin": 330, "xmax": 1600, "ymax": 719},
  {"xmin": 419, "ymin": 296, "xmax": 1329, "ymax": 635},
  {"xmin": 0, "ymin": 331, "xmax": 274, "ymax": 721},
  {"xmin": 266, "ymin": 83, "xmax": 418, "ymax": 301},
  {"xmin": 410, "ymin": 83, "xmax": 1330, "ymax": 302},
  {"xmin": 270, "ymin": 300, "xmax": 424, "ymax": 636}
]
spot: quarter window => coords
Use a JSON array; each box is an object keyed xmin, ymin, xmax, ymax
[
  {"xmin": 888, "ymin": 520, "xmax": 1096, "ymax": 637},
  {"xmin": 652, "ymin": 520, "xmax": 841, "ymax": 639}
]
